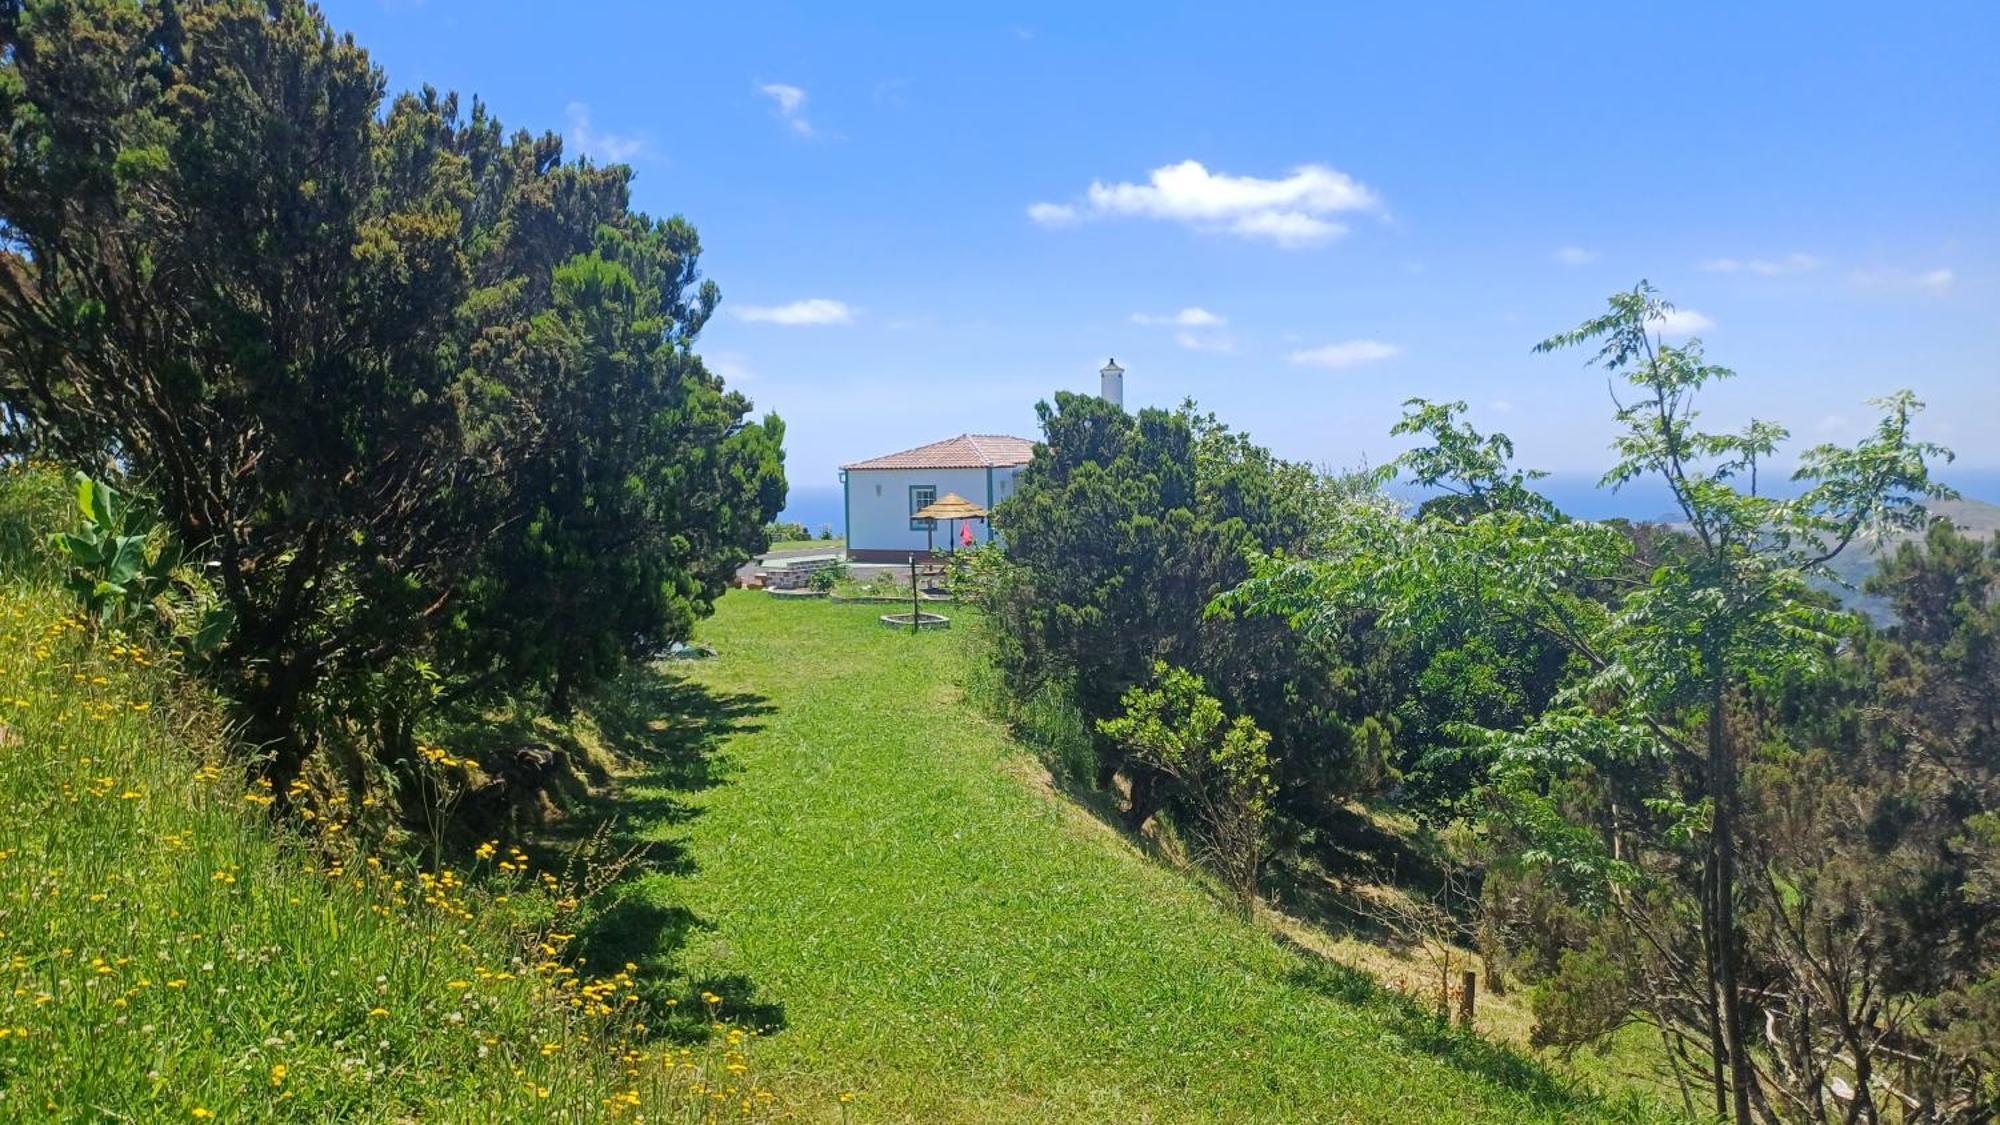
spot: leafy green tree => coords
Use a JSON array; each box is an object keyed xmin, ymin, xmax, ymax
[
  {"xmin": 1231, "ymin": 284, "xmax": 1949, "ymax": 1122},
  {"xmin": 451, "ymin": 225, "xmax": 785, "ymax": 713},
  {"xmin": 982, "ymin": 392, "xmax": 1393, "ymax": 836},
  {"xmin": 0, "ymin": 1, "xmax": 781, "ymax": 798},
  {"xmin": 1099, "ymin": 661, "xmax": 1275, "ymax": 914}
]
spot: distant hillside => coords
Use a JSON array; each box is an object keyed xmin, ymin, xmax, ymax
[
  {"xmin": 1928, "ymin": 496, "xmax": 2000, "ymax": 538},
  {"xmin": 1822, "ymin": 496, "xmax": 2000, "ymax": 622}
]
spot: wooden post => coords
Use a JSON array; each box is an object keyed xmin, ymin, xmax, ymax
[
  {"xmin": 908, "ymin": 554, "xmax": 918, "ymax": 634},
  {"xmin": 1458, "ymin": 971, "xmax": 1477, "ymax": 1028}
]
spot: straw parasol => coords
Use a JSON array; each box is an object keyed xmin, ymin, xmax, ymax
[{"xmin": 911, "ymin": 492, "xmax": 989, "ymax": 554}]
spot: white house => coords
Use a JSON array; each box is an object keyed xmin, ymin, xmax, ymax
[
  {"xmin": 837, "ymin": 361, "xmax": 1126, "ymax": 562},
  {"xmin": 839, "ymin": 434, "xmax": 1035, "ymax": 562}
]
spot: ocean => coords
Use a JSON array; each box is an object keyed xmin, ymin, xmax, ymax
[{"xmin": 780, "ymin": 471, "xmax": 2000, "ymax": 536}]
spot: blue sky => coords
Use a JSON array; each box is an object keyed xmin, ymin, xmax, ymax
[{"xmin": 329, "ymin": 2, "xmax": 1997, "ymax": 513}]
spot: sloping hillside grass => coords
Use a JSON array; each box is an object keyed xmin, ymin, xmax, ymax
[
  {"xmin": 608, "ymin": 593, "xmax": 1669, "ymax": 1123},
  {"xmin": 0, "ymin": 470, "xmax": 793, "ymax": 1122}
]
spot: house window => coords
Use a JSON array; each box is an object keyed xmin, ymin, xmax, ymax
[{"xmin": 908, "ymin": 485, "xmax": 936, "ymax": 530}]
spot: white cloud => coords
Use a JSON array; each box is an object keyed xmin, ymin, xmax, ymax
[
  {"xmin": 1700, "ymin": 252, "xmax": 1821, "ymax": 276},
  {"xmin": 1027, "ymin": 202, "xmax": 1080, "ymax": 227},
  {"xmin": 758, "ymin": 83, "xmax": 817, "ymax": 137},
  {"xmin": 1029, "ymin": 159, "xmax": 1381, "ymax": 248},
  {"xmin": 732, "ymin": 298, "xmax": 854, "ymax": 326},
  {"xmin": 1489, "ymin": 399, "xmax": 1515, "ymax": 414},
  {"xmin": 565, "ymin": 102, "xmax": 649, "ymax": 163},
  {"xmin": 1918, "ymin": 268, "xmax": 1957, "ymax": 292},
  {"xmin": 1131, "ymin": 307, "xmax": 1230, "ymax": 350},
  {"xmin": 1553, "ymin": 246, "xmax": 1598, "ymax": 266},
  {"xmin": 1174, "ymin": 330, "xmax": 1236, "ymax": 353},
  {"xmin": 1849, "ymin": 266, "xmax": 1956, "ymax": 295},
  {"xmin": 1228, "ymin": 210, "xmax": 1341, "ymax": 246},
  {"xmin": 1288, "ymin": 340, "xmax": 1402, "ymax": 369},
  {"xmin": 706, "ymin": 351, "xmax": 756, "ymax": 385},
  {"xmin": 1131, "ymin": 307, "xmax": 1225, "ymax": 327},
  {"xmin": 1647, "ymin": 307, "xmax": 1716, "ymax": 337}
]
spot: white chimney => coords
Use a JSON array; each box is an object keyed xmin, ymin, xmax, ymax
[{"xmin": 1099, "ymin": 358, "xmax": 1125, "ymax": 409}]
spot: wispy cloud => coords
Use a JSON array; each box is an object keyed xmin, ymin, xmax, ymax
[
  {"xmin": 1174, "ymin": 330, "xmax": 1235, "ymax": 353},
  {"xmin": 758, "ymin": 83, "xmax": 818, "ymax": 138},
  {"xmin": 731, "ymin": 298, "xmax": 854, "ymax": 326},
  {"xmin": 1131, "ymin": 307, "xmax": 1225, "ymax": 327},
  {"xmin": 1848, "ymin": 266, "xmax": 1955, "ymax": 295},
  {"xmin": 706, "ymin": 351, "xmax": 757, "ymax": 385},
  {"xmin": 1132, "ymin": 307, "xmax": 1230, "ymax": 351},
  {"xmin": 1552, "ymin": 246, "xmax": 1598, "ymax": 266},
  {"xmin": 1029, "ymin": 159, "xmax": 1381, "ymax": 248},
  {"xmin": 1648, "ymin": 307, "xmax": 1715, "ymax": 337},
  {"xmin": 1027, "ymin": 202, "xmax": 1080, "ymax": 227},
  {"xmin": 565, "ymin": 102, "xmax": 650, "ymax": 163},
  {"xmin": 1700, "ymin": 252, "xmax": 1821, "ymax": 276},
  {"xmin": 1288, "ymin": 340, "xmax": 1402, "ymax": 369}
]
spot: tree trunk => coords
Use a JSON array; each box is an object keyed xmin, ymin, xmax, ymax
[
  {"xmin": 1710, "ymin": 684, "xmax": 1755, "ymax": 1125},
  {"xmin": 550, "ymin": 661, "xmax": 576, "ymax": 717},
  {"xmin": 1704, "ymin": 851, "xmax": 1730, "ymax": 1123},
  {"xmin": 233, "ymin": 642, "xmax": 320, "ymax": 812},
  {"xmin": 1122, "ymin": 764, "xmax": 1162, "ymax": 833}
]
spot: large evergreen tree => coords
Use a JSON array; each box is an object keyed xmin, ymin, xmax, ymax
[
  {"xmin": 0, "ymin": 0, "xmax": 783, "ymax": 787},
  {"xmin": 983, "ymin": 392, "xmax": 1392, "ymax": 835}
]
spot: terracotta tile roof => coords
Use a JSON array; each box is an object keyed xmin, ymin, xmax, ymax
[{"xmin": 841, "ymin": 433, "xmax": 1036, "ymax": 471}]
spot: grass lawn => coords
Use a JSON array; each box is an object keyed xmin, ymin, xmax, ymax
[
  {"xmin": 0, "ymin": 546, "xmax": 785, "ymax": 1119},
  {"xmin": 765, "ymin": 538, "xmax": 843, "ymax": 554},
  {"xmin": 602, "ymin": 593, "xmax": 1669, "ymax": 1123}
]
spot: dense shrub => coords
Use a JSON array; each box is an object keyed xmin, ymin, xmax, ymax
[
  {"xmin": 0, "ymin": 1, "xmax": 784, "ymax": 805},
  {"xmin": 1100, "ymin": 662, "xmax": 1275, "ymax": 914},
  {"xmin": 975, "ymin": 392, "xmax": 1395, "ymax": 843}
]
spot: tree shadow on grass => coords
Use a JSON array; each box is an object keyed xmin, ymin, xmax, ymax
[
  {"xmin": 573, "ymin": 895, "xmax": 788, "ymax": 1041},
  {"xmin": 1274, "ymin": 932, "xmax": 1598, "ymax": 1116},
  {"xmin": 550, "ymin": 662, "xmax": 788, "ymax": 1036},
  {"xmin": 1261, "ymin": 802, "xmax": 1484, "ymax": 954}
]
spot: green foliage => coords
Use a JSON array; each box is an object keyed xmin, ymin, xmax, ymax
[
  {"xmin": 451, "ymin": 224, "xmax": 787, "ymax": 711},
  {"xmin": 0, "ymin": 1, "xmax": 782, "ymax": 805},
  {"xmin": 1230, "ymin": 283, "xmax": 1959, "ymax": 1122},
  {"xmin": 50, "ymin": 474, "xmax": 171, "ymax": 623},
  {"xmin": 977, "ymin": 392, "xmax": 1395, "ymax": 839},
  {"xmin": 46, "ymin": 472, "xmax": 231, "ymax": 655},
  {"xmin": 0, "ymin": 461, "xmax": 68, "ymax": 577},
  {"xmin": 1018, "ymin": 676, "xmax": 1098, "ymax": 785},
  {"xmin": 805, "ymin": 561, "xmax": 846, "ymax": 593},
  {"xmin": 1100, "ymin": 662, "xmax": 1275, "ymax": 912}
]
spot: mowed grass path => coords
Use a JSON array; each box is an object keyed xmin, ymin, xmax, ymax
[{"xmin": 618, "ymin": 593, "xmax": 1645, "ymax": 1123}]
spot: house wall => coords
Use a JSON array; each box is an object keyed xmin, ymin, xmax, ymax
[{"xmin": 843, "ymin": 465, "xmax": 1023, "ymax": 560}]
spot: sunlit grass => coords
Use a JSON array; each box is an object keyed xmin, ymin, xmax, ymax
[
  {"xmin": 615, "ymin": 593, "xmax": 1673, "ymax": 1123},
  {"xmin": 0, "ymin": 473, "xmax": 808, "ymax": 1121}
]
